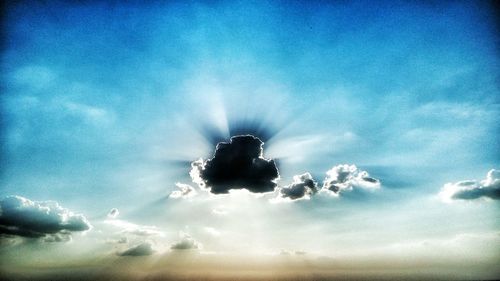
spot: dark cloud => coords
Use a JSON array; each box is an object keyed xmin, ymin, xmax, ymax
[
  {"xmin": 119, "ymin": 242, "xmax": 155, "ymax": 256},
  {"xmin": 322, "ymin": 164, "xmax": 380, "ymax": 195},
  {"xmin": 0, "ymin": 196, "xmax": 91, "ymax": 240},
  {"xmin": 280, "ymin": 173, "xmax": 318, "ymax": 200},
  {"xmin": 191, "ymin": 135, "xmax": 279, "ymax": 194},
  {"xmin": 170, "ymin": 233, "xmax": 201, "ymax": 250},
  {"xmin": 440, "ymin": 169, "xmax": 500, "ymax": 201},
  {"xmin": 107, "ymin": 208, "xmax": 119, "ymax": 218}
]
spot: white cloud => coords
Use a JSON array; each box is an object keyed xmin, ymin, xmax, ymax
[
  {"xmin": 439, "ymin": 169, "xmax": 500, "ymax": 202},
  {"xmin": 190, "ymin": 159, "xmax": 206, "ymax": 189},
  {"xmin": 62, "ymin": 101, "xmax": 114, "ymax": 125},
  {"xmin": 12, "ymin": 65, "xmax": 56, "ymax": 89},
  {"xmin": 169, "ymin": 183, "xmax": 197, "ymax": 199},
  {"xmin": 204, "ymin": 227, "xmax": 221, "ymax": 237},
  {"xmin": 212, "ymin": 206, "xmax": 229, "ymax": 216},
  {"xmin": 322, "ymin": 164, "xmax": 380, "ymax": 196},
  {"xmin": 103, "ymin": 219, "xmax": 164, "ymax": 237}
]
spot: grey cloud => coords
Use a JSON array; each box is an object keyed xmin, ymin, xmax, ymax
[
  {"xmin": 280, "ymin": 173, "xmax": 318, "ymax": 200},
  {"xmin": 119, "ymin": 242, "xmax": 155, "ymax": 256},
  {"xmin": 170, "ymin": 233, "xmax": 201, "ymax": 250},
  {"xmin": 0, "ymin": 196, "xmax": 91, "ymax": 240},
  {"xmin": 117, "ymin": 237, "xmax": 128, "ymax": 244},
  {"xmin": 107, "ymin": 208, "xmax": 119, "ymax": 219},
  {"xmin": 169, "ymin": 183, "xmax": 197, "ymax": 199},
  {"xmin": 322, "ymin": 164, "xmax": 380, "ymax": 195},
  {"xmin": 43, "ymin": 232, "xmax": 72, "ymax": 243},
  {"xmin": 190, "ymin": 135, "xmax": 279, "ymax": 194},
  {"xmin": 279, "ymin": 250, "xmax": 292, "ymax": 255},
  {"xmin": 279, "ymin": 250, "xmax": 307, "ymax": 256},
  {"xmin": 106, "ymin": 237, "xmax": 128, "ymax": 244},
  {"xmin": 440, "ymin": 169, "xmax": 500, "ymax": 201},
  {"xmin": 125, "ymin": 228, "xmax": 163, "ymax": 237}
]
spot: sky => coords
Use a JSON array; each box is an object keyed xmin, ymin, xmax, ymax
[{"xmin": 1, "ymin": 1, "xmax": 499, "ymax": 280}]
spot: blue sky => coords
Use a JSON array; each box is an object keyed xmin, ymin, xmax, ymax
[{"xmin": 1, "ymin": 1, "xmax": 499, "ymax": 279}]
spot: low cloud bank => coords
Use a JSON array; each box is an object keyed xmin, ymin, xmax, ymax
[{"xmin": 0, "ymin": 195, "xmax": 91, "ymax": 241}]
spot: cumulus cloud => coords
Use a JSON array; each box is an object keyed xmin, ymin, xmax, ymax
[
  {"xmin": 440, "ymin": 169, "xmax": 500, "ymax": 201},
  {"xmin": 169, "ymin": 183, "xmax": 197, "ymax": 199},
  {"xmin": 118, "ymin": 242, "xmax": 155, "ymax": 256},
  {"xmin": 279, "ymin": 173, "xmax": 318, "ymax": 201},
  {"xmin": 0, "ymin": 196, "xmax": 91, "ymax": 241},
  {"xmin": 322, "ymin": 164, "xmax": 380, "ymax": 196},
  {"xmin": 107, "ymin": 208, "xmax": 119, "ymax": 219},
  {"xmin": 170, "ymin": 233, "xmax": 201, "ymax": 250},
  {"xmin": 190, "ymin": 135, "xmax": 279, "ymax": 194}
]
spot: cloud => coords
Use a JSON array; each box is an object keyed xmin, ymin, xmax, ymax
[
  {"xmin": 125, "ymin": 228, "xmax": 164, "ymax": 237},
  {"xmin": 63, "ymin": 102, "xmax": 111, "ymax": 124},
  {"xmin": 0, "ymin": 196, "xmax": 91, "ymax": 241},
  {"xmin": 170, "ymin": 233, "xmax": 201, "ymax": 250},
  {"xmin": 279, "ymin": 173, "xmax": 318, "ymax": 201},
  {"xmin": 169, "ymin": 183, "xmax": 197, "ymax": 199},
  {"xmin": 204, "ymin": 227, "xmax": 221, "ymax": 237},
  {"xmin": 107, "ymin": 208, "xmax": 119, "ymax": 219},
  {"xmin": 279, "ymin": 250, "xmax": 307, "ymax": 256},
  {"xmin": 212, "ymin": 206, "xmax": 229, "ymax": 216},
  {"xmin": 106, "ymin": 237, "xmax": 128, "ymax": 244},
  {"xmin": 440, "ymin": 169, "xmax": 500, "ymax": 201},
  {"xmin": 322, "ymin": 164, "xmax": 380, "ymax": 196},
  {"xmin": 104, "ymin": 219, "xmax": 164, "ymax": 237},
  {"xmin": 117, "ymin": 237, "xmax": 128, "ymax": 244},
  {"xmin": 12, "ymin": 65, "xmax": 56, "ymax": 89},
  {"xmin": 118, "ymin": 242, "xmax": 155, "ymax": 256},
  {"xmin": 43, "ymin": 232, "xmax": 72, "ymax": 243},
  {"xmin": 190, "ymin": 135, "xmax": 279, "ymax": 194}
]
